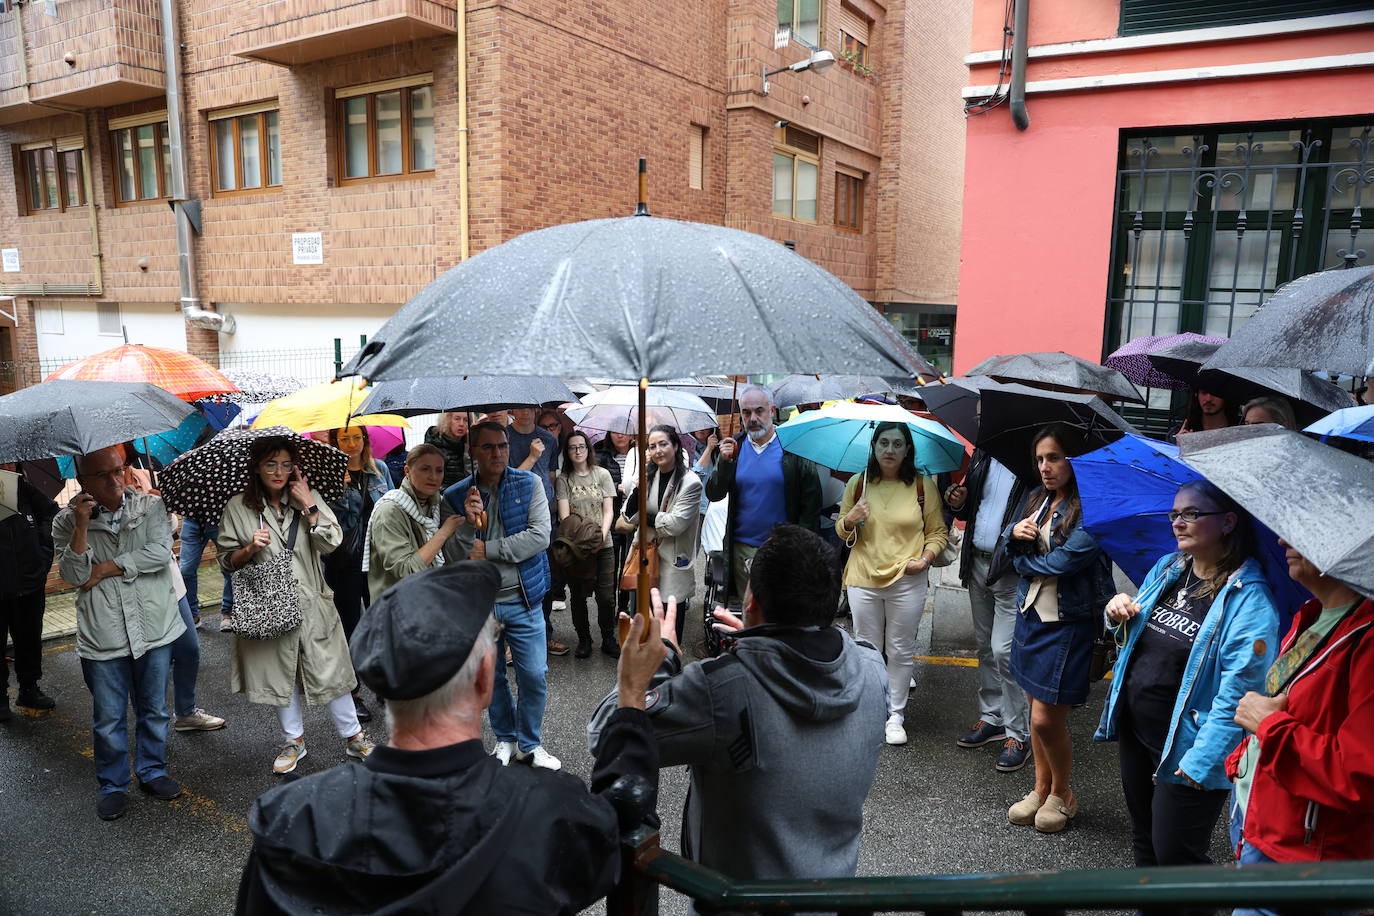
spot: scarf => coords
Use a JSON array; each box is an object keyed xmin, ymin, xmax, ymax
[{"xmin": 361, "ymin": 480, "xmax": 445, "ymax": 573}]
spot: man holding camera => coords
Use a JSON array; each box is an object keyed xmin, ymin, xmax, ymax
[{"xmin": 52, "ymin": 445, "xmax": 185, "ymax": 821}]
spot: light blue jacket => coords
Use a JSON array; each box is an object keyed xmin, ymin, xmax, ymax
[{"xmin": 1094, "ymin": 553, "xmax": 1279, "ymax": 790}]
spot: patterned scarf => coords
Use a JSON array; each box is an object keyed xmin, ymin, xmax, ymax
[
  {"xmin": 1264, "ymin": 603, "xmax": 1354, "ymax": 695},
  {"xmin": 361, "ymin": 480, "xmax": 445, "ymax": 573}
]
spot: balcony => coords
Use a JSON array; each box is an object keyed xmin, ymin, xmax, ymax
[
  {"xmin": 235, "ymin": 0, "xmax": 457, "ymax": 67},
  {"xmin": 0, "ymin": 0, "xmax": 165, "ymax": 123}
]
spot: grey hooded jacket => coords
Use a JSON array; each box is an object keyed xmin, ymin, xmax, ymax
[{"xmin": 588, "ymin": 625, "xmax": 886, "ymax": 886}]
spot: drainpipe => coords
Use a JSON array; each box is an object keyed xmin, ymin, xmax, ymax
[
  {"xmin": 1009, "ymin": 0, "xmax": 1030, "ymax": 131},
  {"xmin": 456, "ymin": 1, "xmax": 471, "ymax": 262},
  {"xmin": 80, "ymin": 114, "xmax": 103, "ymax": 296},
  {"xmin": 159, "ymin": 0, "xmax": 234, "ymax": 334}
]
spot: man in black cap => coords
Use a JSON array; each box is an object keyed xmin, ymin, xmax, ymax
[{"xmin": 235, "ymin": 561, "xmax": 664, "ymax": 915}]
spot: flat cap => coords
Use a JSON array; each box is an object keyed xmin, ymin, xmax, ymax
[{"xmin": 350, "ymin": 561, "xmax": 501, "ymax": 701}]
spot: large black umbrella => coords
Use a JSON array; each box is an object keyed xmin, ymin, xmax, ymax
[
  {"xmin": 916, "ymin": 376, "xmax": 988, "ymax": 443},
  {"xmin": 354, "ymin": 376, "xmax": 576, "ymax": 417},
  {"xmin": 0, "ymin": 379, "xmax": 194, "ymax": 463},
  {"xmin": 768, "ymin": 375, "xmax": 893, "ymax": 409},
  {"xmin": 1202, "ymin": 265, "xmax": 1374, "ymax": 377},
  {"xmin": 977, "ymin": 383, "xmax": 1138, "ymax": 485},
  {"xmin": 1196, "ymin": 366, "xmax": 1353, "ymax": 426},
  {"xmin": 1179, "ymin": 425, "xmax": 1374, "ymax": 598},
  {"xmin": 1147, "ymin": 337, "xmax": 1224, "ymax": 390},
  {"xmin": 968, "ymin": 351, "xmax": 1145, "ymax": 404},
  {"xmin": 159, "ymin": 426, "xmax": 348, "ymax": 525},
  {"xmin": 341, "ymin": 201, "xmax": 931, "ymax": 628}
]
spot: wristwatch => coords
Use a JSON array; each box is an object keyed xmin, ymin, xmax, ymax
[{"xmin": 304, "ymin": 504, "xmax": 319, "ymax": 517}]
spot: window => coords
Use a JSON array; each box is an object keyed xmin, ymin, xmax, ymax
[
  {"xmin": 839, "ymin": 31, "xmax": 868, "ymax": 67},
  {"xmin": 335, "ymin": 76, "xmax": 435, "ymax": 182},
  {"xmin": 1120, "ymin": 0, "xmax": 1374, "ymax": 36},
  {"xmin": 19, "ymin": 139, "xmax": 85, "ymax": 213},
  {"xmin": 777, "ymin": 0, "xmax": 821, "ymax": 47},
  {"xmin": 835, "ymin": 169, "xmax": 864, "ymax": 231},
  {"xmin": 209, "ymin": 104, "xmax": 281, "ymax": 195},
  {"xmin": 689, "ymin": 125, "xmax": 706, "ymax": 190},
  {"xmin": 773, "ymin": 125, "xmax": 819, "ymax": 222},
  {"xmin": 36, "ymin": 302, "xmax": 63, "ymax": 335},
  {"xmin": 96, "ymin": 301, "xmax": 122, "ymax": 337},
  {"xmin": 109, "ymin": 113, "xmax": 171, "ymax": 203},
  {"xmin": 836, "ymin": 3, "xmax": 871, "ymax": 68}
]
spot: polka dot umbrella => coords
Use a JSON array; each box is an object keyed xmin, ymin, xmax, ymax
[{"xmin": 159, "ymin": 425, "xmax": 348, "ymax": 524}]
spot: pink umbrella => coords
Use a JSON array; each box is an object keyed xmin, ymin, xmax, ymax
[{"xmin": 366, "ymin": 425, "xmax": 406, "ymax": 457}]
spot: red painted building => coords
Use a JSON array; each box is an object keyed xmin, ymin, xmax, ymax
[{"xmin": 953, "ymin": 1, "xmax": 1374, "ymax": 395}]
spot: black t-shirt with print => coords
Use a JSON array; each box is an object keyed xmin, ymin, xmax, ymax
[{"xmin": 1122, "ymin": 571, "xmax": 1210, "ymax": 754}]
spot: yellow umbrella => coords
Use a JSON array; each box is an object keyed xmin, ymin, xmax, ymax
[{"xmin": 251, "ymin": 380, "xmax": 409, "ymax": 432}]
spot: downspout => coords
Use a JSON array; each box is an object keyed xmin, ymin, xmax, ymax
[
  {"xmin": 159, "ymin": 0, "xmax": 234, "ymax": 333},
  {"xmin": 80, "ymin": 114, "xmax": 104, "ymax": 296},
  {"xmin": 457, "ymin": 1, "xmax": 471, "ymax": 262},
  {"xmin": 1009, "ymin": 0, "xmax": 1030, "ymax": 131}
]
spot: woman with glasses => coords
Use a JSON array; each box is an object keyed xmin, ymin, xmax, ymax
[
  {"xmin": 555, "ymin": 430, "xmax": 618, "ymax": 658},
  {"xmin": 218, "ymin": 437, "xmax": 373, "ymax": 775},
  {"xmin": 1095, "ymin": 480, "xmax": 1277, "ymax": 887}
]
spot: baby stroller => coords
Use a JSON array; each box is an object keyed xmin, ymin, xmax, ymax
[{"xmin": 700, "ymin": 548, "xmax": 737, "ymax": 658}]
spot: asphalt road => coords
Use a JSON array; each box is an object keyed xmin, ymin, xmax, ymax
[{"xmin": 0, "ymin": 589, "xmax": 1231, "ymax": 916}]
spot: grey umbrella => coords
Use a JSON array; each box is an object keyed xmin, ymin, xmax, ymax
[
  {"xmin": 977, "ymin": 382, "xmax": 1138, "ymax": 485},
  {"xmin": 340, "ymin": 205, "xmax": 932, "ymax": 629},
  {"xmin": 1179, "ymin": 425, "xmax": 1374, "ymax": 598},
  {"xmin": 1146, "ymin": 337, "xmax": 1224, "ymax": 389},
  {"xmin": 354, "ymin": 376, "xmax": 576, "ymax": 417},
  {"xmin": 968, "ymin": 351, "xmax": 1146, "ymax": 404},
  {"xmin": 1196, "ymin": 366, "xmax": 1353, "ymax": 425},
  {"xmin": 768, "ymin": 375, "xmax": 893, "ymax": 409},
  {"xmin": 1202, "ymin": 265, "xmax": 1374, "ymax": 377},
  {"xmin": 0, "ymin": 379, "xmax": 194, "ymax": 463}
]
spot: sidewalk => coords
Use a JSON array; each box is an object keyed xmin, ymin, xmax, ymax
[{"xmin": 34, "ymin": 562, "xmax": 226, "ymax": 644}]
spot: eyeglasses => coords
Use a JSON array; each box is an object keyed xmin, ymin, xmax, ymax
[
  {"xmin": 1168, "ymin": 509, "xmax": 1225, "ymax": 523},
  {"xmin": 475, "ymin": 442, "xmax": 510, "ymax": 452},
  {"xmin": 566, "ymin": 444, "xmax": 589, "ymax": 453},
  {"xmin": 262, "ymin": 461, "xmax": 296, "ymax": 472},
  {"xmin": 540, "ymin": 423, "xmax": 561, "ymax": 432},
  {"xmin": 80, "ymin": 465, "xmax": 127, "ymax": 482}
]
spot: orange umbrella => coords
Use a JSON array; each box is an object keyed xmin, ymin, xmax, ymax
[{"xmin": 44, "ymin": 344, "xmax": 239, "ymax": 402}]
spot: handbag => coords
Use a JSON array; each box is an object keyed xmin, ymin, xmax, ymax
[
  {"xmin": 324, "ymin": 482, "xmax": 374, "ymax": 575},
  {"xmin": 231, "ymin": 511, "xmax": 304, "ymax": 640},
  {"xmin": 1088, "ymin": 627, "xmax": 1118, "ymax": 681},
  {"xmin": 618, "ymin": 473, "xmax": 677, "ymax": 591}
]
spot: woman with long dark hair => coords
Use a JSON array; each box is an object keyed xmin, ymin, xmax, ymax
[
  {"xmin": 1005, "ymin": 423, "xmax": 1113, "ymax": 832},
  {"xmin": 218, "ymin": 437, "xmax": 372, "ymax": 774},
  {"xmin": 615, "ymin": 424, "xmax": 702, "ymax": 645},
  {"xmin": 556, "ymin": 430, "xmax": 618, "ymax": 657},
  {"xmin": 836, "ymin": 421, "xmax": 948, "ymax": 746},
  {"xmin": 1095, "ymin": 480, "xmax": 1277, "ymax": 890}
]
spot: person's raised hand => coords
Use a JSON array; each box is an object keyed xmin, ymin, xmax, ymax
[
  {"xmin": 649, "ymin": 587, "xmax": 680, "ymax": 650},
  {"xmin": 1012, "ymin": 517, "xmax": 1039, "ymax": 541},
  {"xmin": 1235, "ymin": 691, "xmax": 1287, "ymax": 734},
  {"xmin": 464, "ymin": 487, "xmax": 485, "ymax": 528},
  {"xmin": 71, "ymin": 492, "xmax": 97, "ymax": 526},
  {"xmin": 844, "ymin": 499, "xmax": 870, "ymax": 530},
  {"xmin": 718, "ymin": 437, "xmax": 737, "ymax": 462},
  {"xmin": 246, "ymin": 526, "xmax": 272, "ymax": 556},
  {"xmin": 529, "ymin": 437, "xmax": 545, "ymax": 459},
  {"xmin": 615, "ymin": 610, "xmax": 667, "ymax": 709},
  {"xmin": 711, "ymin": 605, "xmax": 744, "ymax": 633},
  {"xmin": 1106, "ymin": 592, "xmax": 1141, "ymax": 624},
  {"xmin": 944, "ymin": 484, "xmax": 967, "ymax": 510},
  {"xmin": 440, "ymin": 513, "xmax": 463, "ymax": 535},
  {"xmin": 287, "ymin": 470, "xmax": 313, "ymax": 510}
]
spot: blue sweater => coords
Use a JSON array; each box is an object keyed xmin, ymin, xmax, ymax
[
  {"xmin": 1094, "ymin": 553, "xmax": 1279, "ymax": 790},
  {"xmin": 733, "ymin": 437, "xmax": 786, "ymax": 547}
]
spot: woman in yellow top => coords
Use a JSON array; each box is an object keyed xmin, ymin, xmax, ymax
[{"xmin": 837, "ymin": 421, "xmax": 949, "ymax": 746}]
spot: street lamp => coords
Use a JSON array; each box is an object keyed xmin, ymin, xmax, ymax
[{"xmin": 762, "ymin": 49, "xmax": 836, "ymax": 95}]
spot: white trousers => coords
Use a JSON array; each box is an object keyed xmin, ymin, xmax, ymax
[
  {"xmin": 276, "ymin": 677, "xmax": 359, "ymax": 741},
  {"xmin": 848, "ymin": 571, "xmax": 928, "ymax": 718}
]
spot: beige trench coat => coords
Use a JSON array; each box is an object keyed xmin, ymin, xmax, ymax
[{"xmin": 218, "ymin": 491, "xmax": 356, "ymax": 706}]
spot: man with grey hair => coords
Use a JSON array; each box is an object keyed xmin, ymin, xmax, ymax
[
  {"xmin": 706, "ymin": 385, "xmax": 822, "ymax": 603},
  {"xmin": 236, "ymin": 561, "xmax": 665, "ymax": 915},
  {"xmin": 52, "ymin": 445, "xmax": 186, "ymax": 821}
]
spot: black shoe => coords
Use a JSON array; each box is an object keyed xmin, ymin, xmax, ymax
[
  {"xmin": 353, "ymin": 695, "xmax": 373, "ymax": 723},
  {"xmin": 600, "ymin": 640, "xmax": 621, "ymax": 659},
  {"xmin": 574, "ymin": 636, "xmax": 592, "ymax": 659},
  {"xmin": 16, "ymin": 686, "xmax": 55, "ymax": 711},
  {"xmin": 138, "ymin": 775, "xmax": 182, "ymax": 801},
  {"xmin": 956, "ymin": 719, "xmax": 1007, "ymax": 748},
  {"xmin": 97, "ymin": 792, "xmax": 128, "ymax": 821},
  {"xmin": 0, "ymin": 696, "xmax": 11, "ymax": 722}
]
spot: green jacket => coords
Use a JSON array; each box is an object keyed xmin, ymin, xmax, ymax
[
  {"xmin": 52, "ymin": 489, "xmax": 184, "ymax": 661},
  {"xmin": 366, "ymin": 480, "xmax": 445, "ymax": 598}
]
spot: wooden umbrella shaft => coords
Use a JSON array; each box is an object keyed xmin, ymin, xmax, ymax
[{"xmin": 619, "ymin": 377, "xmax": 653, "ymax": 645}]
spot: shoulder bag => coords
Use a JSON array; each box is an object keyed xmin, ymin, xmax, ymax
[
  {"xmin": 618, "ymin": 474, "xmax": 678, "ymax": 591},
  {"xmin": 325, "ymin": 482, "xmax": 374, "ymax": 575},
  {"xmin": 915, "ymin": 477, "xmax": 961, "ymax": 568},
  {"xmin": 231, "ymin": 511, "xmax": 305, "ymax": 640}
]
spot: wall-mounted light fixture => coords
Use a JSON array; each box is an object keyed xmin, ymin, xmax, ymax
[{"xmin": 762, "ymin": 49, "xmax": 835, "ymax": 95}]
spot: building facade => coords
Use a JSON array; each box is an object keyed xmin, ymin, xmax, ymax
[
  {"xmin": 954, "ymin": 1, "xmax": 1374, "ymax": 383},
  {"xmin": 0, "ymin": 0, "xmax": 970, "ymax": 390}
]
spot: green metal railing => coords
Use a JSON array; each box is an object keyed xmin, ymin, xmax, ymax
[{"xmin": 609, "ymin": 827, "xmax": 1374, "ymax": 915}]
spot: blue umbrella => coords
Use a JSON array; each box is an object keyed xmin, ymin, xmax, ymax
[
  {"xmin": 197, "ymin": 400, "xmax": 242, "ymax": 431},
  {"xmin": 776, "ymin": 401, "xmax": 966, "ymax": 475},
  {"xmin": 1304, "ymin": 404, "xmax": 1374, "ymax": 443},
  {"xmin": 1071, "ymin": 434, "xmax": 1308, "ymax": 623}
]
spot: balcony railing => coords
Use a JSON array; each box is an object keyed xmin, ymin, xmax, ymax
[{"xmin": 234, "ymin": 0, "xmax": 457, "ymax": 67}]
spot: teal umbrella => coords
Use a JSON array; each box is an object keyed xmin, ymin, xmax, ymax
[{"xmin": 776, "ymin": 401, "xmax": 965, "ymax": 475}]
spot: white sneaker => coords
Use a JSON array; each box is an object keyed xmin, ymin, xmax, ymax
[
  {"xmin": 884, "ymin": 714, "xmax": 908, "ymax": 746},
  {"xmin": 492, "ymin": 740, "xmax": 518, "ymax": 766},
  {"xmin": 519, "ymin": 746, "xmax": 562, "ymax": 770}
]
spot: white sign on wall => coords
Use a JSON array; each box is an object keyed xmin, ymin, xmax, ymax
[
  {"xmin": 1, "ymin": 249, "xmax": 19, "ymax": 272},
  {"xmin": 291, "ymin": 232, "xmax": 323, "ymax": 265}
]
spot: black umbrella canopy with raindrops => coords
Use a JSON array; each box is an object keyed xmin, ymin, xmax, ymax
[
  {"xmin": 968, "ymin": 351, "xmax": 1145, "ymax": 404},
  {"xmin": 159, "ymin": 426, "xmax": 348, "ymax": 525},
  {"xmin": 355, "ymin": 375, "xmax": 576, "ymax": 417},
  {"xmin": 0, "ymin": 379, "xmax": 194, "ymax": 463}
]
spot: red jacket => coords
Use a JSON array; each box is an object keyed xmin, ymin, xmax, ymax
[{"xmin": 1226, "ymin": 598, "xmax": 1374, "ymax": 862}]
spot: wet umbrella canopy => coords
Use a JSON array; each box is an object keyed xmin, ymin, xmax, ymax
[
  {"xmin": 917, "ymin": 376, "xmax": 992, "ymax": 443},
  {"xmin": 976, "ymin": 383, "xmax": 1138, "ymax": 486},
  {"xmin": 967, "ymin": 352, "xmax": 1145, "ymax": 404},
  {"xmin": 1146, "ymin": 337, "xmax": 1225, "ymax": 390},
  {"xmin": 565, "ymin": 386, "xmax": 718, "ymax": 435},
  {"xmin": 1179, "ymin": 425, "xmax": 1374, "ymax": 598},
  {"xmin": 1106, "ymin": 333, "xmax": 1227, "ymax": 391},
  {"xmin": 0, "ymin": 379, "xmax": 194, "ymax": 463},
  {"xmin": 1197, "ymin": 366, "xmax": 1353, "ymax": 425},
  {"xmin": 1202, "ymin": 265, "xmax": 1374, "ymax": 377},
  {"xmin": 355, "ymin": 375, "xmax": 576, "ymax": 416},
  {"xmin": 159, "ymin": 425, "xmax": 349, "ymax": 525},
  {"xmin": 775, "ymin": 401, "xmax": 965, "ymax": 475},
  {"xmin": 768, "ymin": 375, "xmax": 895, "ymax": 409}
]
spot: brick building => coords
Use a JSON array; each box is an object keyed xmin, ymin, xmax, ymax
[{"xmin": 0, "ymin": 0, "xmax": 969, "ymax": 390}]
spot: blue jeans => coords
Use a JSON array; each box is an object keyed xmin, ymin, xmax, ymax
[
  {"xmin": 169, "ymin": 596, "xmax": 199, "ymax": 717},
  {"xmin": 179, "ymin": 517, "xmax": 232, "ymax": 616},
  {"xmin": 79, "ymin": 645, "xmax": 172, "ymax": 794},
  {"xmin": 490, "ymin": 600, "xmax": 548, "ymax": 753},
  {"xmin": 1233, "ymin": 840, "xmax": 1361, "ymax": 916}
]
